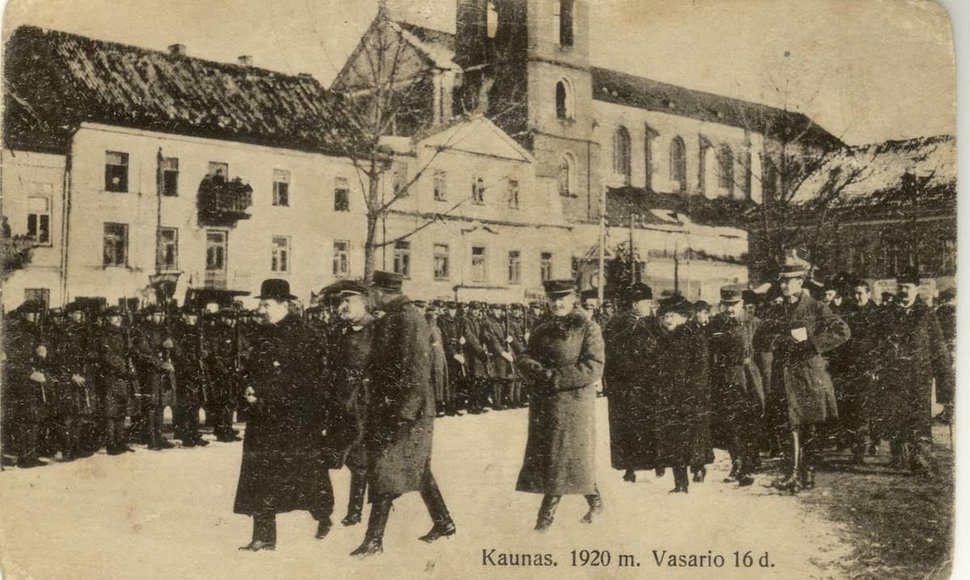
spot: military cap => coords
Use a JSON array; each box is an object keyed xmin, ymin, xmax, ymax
[
  {"xmin": 693, "ymin": 300, "xmax": 711, "ymax": 312},
  {"xmin": 778, "ymin": 253, "xmax": 810, "ymax": 279},
  {"xmin": 658, "ymin": 294, "xmax": 693, "ymax": 318},
  {"xmin": 720, "ymin": 285, "xmax": 744, "ymax": 304},
  {"xmin": 370, "ymin": 270, "xmax": 403, "ymax": 293},
  {"xmin": 431, "ymin": 299, "xmax": 445, "ymax": 308},
  {"xmin": 413, "ymin": 299, "xmax": 428, "ymax": 308},
  {"xmin": 741, "ymin": 289, "xmax": 760, "ymax": 305},
  {"xmin": 543, "ymin": 279, "xmax": 576, "ymax": 297},
  {"xmin": 142, "ymin": 304, "xmax": 162, "ymax": 315},
  {"xmin": 48, "ymin": 307, "xmax": 65, "ymax": 316},
  {"xmin": 896, "ymin": 269, "xmax": 920, "ymax": 286},
  {"xmin": 444, "ymin": 301, "xmax": 457, "ymax": 309},
  {"xmin": 323, "ymin": 279, "xmax": 368, "ymax": 297},
  {"xmin": 105, "ymin": 306, "xmax": 123, "ymax": 317},
  {"xmin": 64, "ymin": 301, "xmax": 86, "ymax": 314},
  {"xmin": 180, "ymin": 304, "xmax": 200, "ymax": 315},
  {"xmin": 257, "ymin": 278, "xmax": 297, "ymax": 301},
  {"xmin": 627, "ymin": 283, "xmax": 653, "ymax": 302},
  {"xmin": 18, "ymin": 301, "xmax": 44, "ymax": 314},
  {"xmin": 467, "ymin": 300, "xmax": 483, "ymax": 309}
]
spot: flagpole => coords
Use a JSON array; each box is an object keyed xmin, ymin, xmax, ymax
[{"xmin": 597, "ymin": 187, "xmax": 606, "ymax": 304}]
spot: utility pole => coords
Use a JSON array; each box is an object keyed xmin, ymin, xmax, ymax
[{"xmin": 596, "ymin": 188, "xmax": 607, "ymax": 304}]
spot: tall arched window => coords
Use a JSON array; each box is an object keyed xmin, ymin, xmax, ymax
[
  {"xmin": 554, "ymin": 0, "xmax": 574, "ymax": 47},
  {"xmin": 613, "ymin": 126, "xmax": 631, "ymax": 184},
  {"xmin": 670, "ymin": 136, "xmax": 687, "ymax": 192},
  {"xmin": 740, "ymin": 149, "xmax": 753, "ymax": 199},
  {"xmin": 644, "ymin": 125, "xmax": 657, "ymax": 191},
  {"xmin": 558, "ymin": 154, "xmax": 575, "ymax": 196},
  {"xmin": 718, "ymin": 144, "xmax": 734, "ymax": 192},
  {"xmin": 556, "ymin": 80, "xmax": 569, "ymax": 119}
]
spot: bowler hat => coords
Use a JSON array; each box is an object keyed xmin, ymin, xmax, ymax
[
  {"xmin": 720, "ymin": 285, "xmax": 744, "ymax": 304},
  {"xmin": 627, "ymin": 283, "xmax": 653, "ymax": 302},
  {"xmin": 370, "ymin": 271, "xmax": 403, "ymax": 293},
  {"xmin": 543, "ymin": 279, "xmax": 576, "ymax": 297},
  {"xmin": 257, "ymin": 278, "xmax": 297, "ymax": 301}
]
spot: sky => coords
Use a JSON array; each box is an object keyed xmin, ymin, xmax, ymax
[{"xmin": 1, "ymin": 0, "xmax": 956, "ymax": 145}]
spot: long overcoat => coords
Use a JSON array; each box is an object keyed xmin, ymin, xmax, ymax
[
  {"xmin": 233, "ymin": 314, "xmax": 330, "ymax": 516},
  {"xmin": 325, "ymin": 314, "xmax": 374, "ymax": 471},
  {"xmin": 428, "ymin": 318, "xmax": 451, "ymax": 402},
  {"xmin": 757, "ymin": 290, "xmax": 850, "ymax": 427},
  {"xmin": 653, "ymin": 323, "xmax": 713, "ymax": 468},
  {"xmin": 604, "ymin": 311, "xmax": 661, "ymax": 470},
  {"xmin": 515, "ymin": 310, "xmax": 604, "ymax": 495},
  {"xmin": 872, "ymin": 300, "xmax": 953, "ymax": 439},
  {"xmin": 365, "ymin": 296, "xmax": 436, "ymax": 499},
  {"xmin": 707, "ymin": 313, "xmax": 764, "ymax": 449}
]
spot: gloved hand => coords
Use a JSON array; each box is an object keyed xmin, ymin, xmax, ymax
[
  {"xmin": 71, "ymin": 374, "xmax": 86, "ymax": 386},
  {"xmin": 162, "ymin": 338, "xmax": 174, "ymax": 349},
  {"xmin": 35, "ymin": 345, "xmax": 48, "ymax": 359},
  {"xmin": 501, "ymin": 352, "xmax": 514, "ymax": 363},
  {"xmin": 243, "ymin": 386, "xmax": 257, "ymax": 404},
  {"xmin": 161, "ymin": 361, "xmax": 175, "ymax": 373},
  {"xmin": 453, "ymin": 354, "xmax": 466, "ymax": 365},
  {"xmin": 30, "ymin": 370, "xmax": 46, "ymax": 383}
]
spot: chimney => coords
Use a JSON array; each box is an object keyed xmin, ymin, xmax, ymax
[
  {"xmin": 168, "ymin": 44, "xmax": 186, "ymax": 56},
  {"xmin": 238, "ymin": 55, "xmax": 253, "ymax": 67}
]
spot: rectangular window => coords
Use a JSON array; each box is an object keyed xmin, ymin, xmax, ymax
[
  {"xmin": 433, "ymin": 170, "xmax": 448, "ymax": 201},
  {"xmin": 273, "ymin": 169, "xmax": 290, "ymax": 206},
  {"xmin": 156, "ymin": 227, "xmax": 178, "ymax": 271},
  {"xmin": 334, "ymin": 177, "xmax": 350, "ymax": 211},
  {"xmin": 26, "ymin": 196, "xmax": 51, "ymax": 244},
  {"xmin": 393, "ymin": 162, "xmax": 409, "ymax": 197},
  {"xmin": 508, "ymin": 250, "xmax": 521, "ymax": 285},
  {"xmin": 271, "ymin": 236, "xmax": 290, "ymax": 273},
  {"xmin": 24, "ymin": 288, "xmax": 50, "ymax": 308},
  {"xmin": 161, "ymin": 157, "xmax": 179, "ymax": 196},
  {"xmin": 393, "ymin": 241, "xmax": 411, "ymax": 278},
  {"xmin": 105, "ymin": 151, "xmax": 129, "ymax": 192},
  {"xmin": 507, "ymin": 179, "xmax": 520, "ymax": 209},
  {"xmin": 472, "ymin": 177, "xmax": 485, "ymax": 205},
  {"xmin": 103, "ymin": 222, "xmax": 128, "ymax": 267},
  {"xmin": 540, "ymin": 252, "xmax": 553, "ymax": 282},
  {"xmin": 208, "ymin": 161, "xmax": 229, "ymax": 179},
  {"xmin": 433, "ymin": 243, "xmax": 450, "ymax": 280},
  {"xmin": 472, "ymin": 246, "xmax": 487, "ymax": 282},
  {"xmin": 206, "ymin": 231, "xmax": 227, "ymax": 272},
  {"xmin": 333, "ymin": 240, "xmax": 350, "ymax": 277}
]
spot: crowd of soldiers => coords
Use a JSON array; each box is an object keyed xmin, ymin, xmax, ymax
[
  {"xmin": 603, "ymin": 257, "xmax": 956, "ymax": 495},
  {"xmin": 1, "ymin": 299, "xmax": 255, "ymax": 467}
]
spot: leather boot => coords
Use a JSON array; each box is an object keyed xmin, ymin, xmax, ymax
[
  {"xmin": 418, "ymin": 474, "xmax": 456, "ymax": 542},
  {"xmin": 670, "ymin": 466, "xmax": 689, "ymax": 493},
  {"xmin": 581, "ymin": 488, "xmax": 603, "ymax": 523},
  {"xmin": 351, "ymin": 498, "xmax": 392, "ymax": 557},
  {"xmin": 622, "ymin": 468, "xmax": 636, "ymax": 483},
  {"xmin": 343, "ymin": 471, "xmax": 367, "ymax": 526},
  {"xmin": 534, "ymin": 495, "xmax": 561, "ymax": 531},
  {"xmin": 491, "ymin": 383, "xmax": 505, "ymax": 410},
  {"xmin": 692, "ymin": 466, "xmax": 706, "ymax": 483},
  {"xmin": 724, "ymin": 459, "xmax": 740, "ymax": 483},
  {"xmin": 240, "ymin": 515, "xmax": 276, "ymax": 551}
]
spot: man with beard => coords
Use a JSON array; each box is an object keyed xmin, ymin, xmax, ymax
[
  {"xmin": 605, "ymin": 283, "xmax": 659, "ymax": 483},
  {"xmin": 351, "ymin": 271, "xmax": 455, "ymax": 557},
  {"xmin": 322, "ymin": 281, "xmax": 375, "ymax": 527},
  {"xmin": 757, "ymin": 256, "xmax": 849, "ymax": 493},
  {"xmin": 515, "ymin": 280, "xmax": 605, "ymax": 530},
  {"xmin": 654, "ymin": 295, "xmax": 713, "ymax": 493},
  {"xmin": 234, "ymin": 279, "xmax": 332, "ymax": 551},
  {"xmin": 876, "ymin": 271, "xmax": 953, "ymax": 475},
  {"xmin": 708, "ymin": 286, "xmax": 764, "ymax": 487}
]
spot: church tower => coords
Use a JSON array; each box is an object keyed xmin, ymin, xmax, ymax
[{"xmin": 455, "ymin": 0, "xmax": 599, "ymax": 222}]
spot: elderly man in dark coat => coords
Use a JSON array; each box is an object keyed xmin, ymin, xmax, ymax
[
  {"xmin": 233, "ymin": 279, "xmax": 332, "ymax": 551},
  {"xmin": 351, "ymin": 271, "xmax": 455, "ymax": 557},
  {"xmin": 708, "ymin": 286, "xmax": 764, "ymax": 487},
  {"xmin": 605, "ymin": 283, "xmax": 660, "ymax": 483},
  {"xmin": 876, "ymin": 271, "xmax": 953, "ymax": 475},
  {"xmin": 757, "ymin": 256, "xmax": 850, "ymax": 493},
  {"xmin": 653, "ymin": 295, "xmax": 713, "ymax": 493},
  {"xmin": 515, "ymin": 279, "xmax": 605, "ymax": 531},
  {"xmin": 321, "ymin": 280, "xmax": 375, "ymax": 527}
]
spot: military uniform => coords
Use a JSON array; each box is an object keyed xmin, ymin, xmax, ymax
[
  {"xmin": 3, "ymin": 305, "xmax": 49, "ymax": 467},
  {"xmin": 460, "ymin": 304, "xmax": 490, "ymax": 413},
  {"xmin": 436, "ymin": 306, "xmax": 465, "ymax": 414},
  {"xmin": 173, "ymin": 316, "xmax": 209, "ymax": 446},
  {"xmin": 94, "ymin": 309, "xmax": 135, "ymax": 454},
  {"xmin": 132, "ymin": 314, "xmax": 176, "ymax": 450}
]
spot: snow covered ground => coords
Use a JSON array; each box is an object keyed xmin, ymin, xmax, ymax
[{"xmin": 0, "ymin": 400, "xmax": 850, "ymax": 579}]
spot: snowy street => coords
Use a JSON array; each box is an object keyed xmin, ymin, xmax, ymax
[{"xmin": 0, "ymin": 399, "xmax": 850, "ymax": 580}]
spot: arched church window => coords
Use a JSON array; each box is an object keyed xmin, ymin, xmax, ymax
[
  {"xmin": 486, "ymin": 1, "xmax": 498, "ymax": 39},
  {"xmin": 553, "ymin": 0, "xmax": 574, "ymax": 47},
  {"xmin": 613, "ymin": 126, "xmax": 632, "ymax": 184},
  {"xmin": 670, "ymin": 136, "xmax": 687, "ymax": 193},
  {"xmin": 718, "ymin": 144, "xmax": 734, "ymax": 191},
  {"xmin": 555, "ymin": 80, "xmax": 572, "ymax": 119}
]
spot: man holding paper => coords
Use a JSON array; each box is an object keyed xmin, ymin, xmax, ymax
[{"xmin": 757, "ymin": 254, "xmax": 850, "ymax": 493}]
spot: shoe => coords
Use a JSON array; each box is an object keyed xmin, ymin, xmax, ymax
[
  {"xmin": 580, "ymin": 495, "xmax": 603, "ymax": 524},
  {"xmin": 737, "ymin": 475, "xmax": 755, "ymax": 487},
  {"xmin": 534, "ymin": 496, "xmax": 560, "ymax": 532},
  {"xmin": 238, "ymin": 540, "xmax": 276, "ymax": 552},
  {"xmin": 418, "ymin": 521, "xmax": 456, "ymax": 543},
  {"xmin": 692, "ymin": 467, "xmax": 706, "ymax": 483},
  {"xmin": 106, "ymin": 447, "xmax": 125, "ymax": 456},
  {"xmin": 315, "ymin": 519, "xmax": 332, "ymax": 539},
  {"xmin": 622, "ymin": 469, "xmax": 636, "ymax": 483},
  {"xmin": 123, "ymin": 446, "xmax": 136, "ymax": 453},
  {"xmin": 181, "ymin": 440, "xmax": 196, "ymax": 448},
  {"xmin": 668, "ymin": 486, "xmax": 688, "ymax": 494},
  {"xmin": 435, "ymin": 410, "xmax": 446, "ymax": 418},
  {"xmin": 350, "ymin": 538, "xmax": 383, "ymax": 557},
  {"xmin": 194, "ymin": 438, "xmax": 210, "ymax": 447},
  {"xmin": 341, "ymin": 514, "xmax": 362, "ymax": 526},
  {"xmin": 800, "ymin": 468, "xmax": 816, "ymax": 490},
  {"xmin": 655, "ymin": 467, "xmax": 666, "ymax": 477},
  {"xmin": 771, "ymin": 474, "xmax": 801, "ymax": 494},
  {"xmin": 17, "ymin": 458, "xmax": 44, "ymax": 468}
]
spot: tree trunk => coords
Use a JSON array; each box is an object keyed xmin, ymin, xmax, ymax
[{"xmin": 363, "ymin": 168, "xmax": 382, "ymax": 283}]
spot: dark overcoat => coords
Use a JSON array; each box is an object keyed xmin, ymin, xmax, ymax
[
  {"xmin": 872, "ymin": 300, "xmax": 953, "ymax": 439},
  {"xmin": 515, "ymin": 310, "xmax": 604, "ymax": 495},
  {"xmin": 365, "ymin": 296, "xmax": 435, "ymax": 499},
  {"xmin": 94, "ymin": 324, "xmax": 133, "ymax": 418},
  {"xmin": 708, "ymin": 313, "xmax": 764, "ymax": 449},
  {"xmin": 483, "ymin": 316, "xmax": 516, "ymax": 379},
  {"xmin": 757, "ymin": 291, "xmax": 850, "ymax": 427},
  {"xmin": 604, "ymin": 311, "xmax": 661, "ymax": 470},
  {"xmin": 326, "ymin": 314, "xmax": 374, "ymax": 471},
  {"xmin": 461, "ymin": 315, "xmax": 490, "ymax": 378},
  {"xmin": 653, "ymin": 324, "xmax": 713, "ymax": 468},
  {"xmin": 3, "ymin": 319, "xmax": 49, "ymax": 422},
  {"xmin": 233, "ymin": 314, "xmax": 330, "ymax": 516},
  {"xmin": 428, "ymin": 318, "xmax": 451, "ymax": 402},
  {"xmin": 50, "ymin": 322, "xmax": 97, "ymax": 417}
]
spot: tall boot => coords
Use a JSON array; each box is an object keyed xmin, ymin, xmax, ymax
[
  {"xmin": 581, "ymin": 486, "xmax": 603, "ymax": 523},
  {"xmin": 491, "ymin": 382, "xmax": 505, "ymax": 410},
  {"xmin": 351, "ymin": 497, "xmax": 392, "ymax": 557},
  {"xmin": 535, "ymin": 495, "xmax": 561, "ymax": 531},
  {"xmin": 240, "ymin": 514, "xmax": 276, "ymax": 551},
  {"xmin": 418, "ymin": 472, "xmax": 456, "ymax": 542},
  {"xmin": 343, "ymin": 470, "xmax": 367, "ymax": 526},
  {"xmin": 670, "ymin": 466, "xmax": 689, "ymax": 493}
]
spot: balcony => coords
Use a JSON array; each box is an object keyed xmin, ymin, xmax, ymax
[{"xmin": 197, "ymin": 175, "xmax": 253, "ymax": 227}]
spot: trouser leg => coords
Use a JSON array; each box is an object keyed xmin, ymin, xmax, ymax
[
  {"xmin": 252, "ymin": 514, "xmax": 277, "ymax": 544},
  {"xmin": 345, "ymin": 470, "xmax": 367, "ymax": 522},
  {"xmin": 535, "ymin": 494, "xmax": 561, "ymax": 530},
  {"xmin": 420, "ymin": 470, "xmax": 453, "ymax": 527}
]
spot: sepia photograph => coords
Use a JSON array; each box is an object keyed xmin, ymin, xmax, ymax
[{"xmin": 0, "ymin": 0, "xmax": 960, "ymax": 578}]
